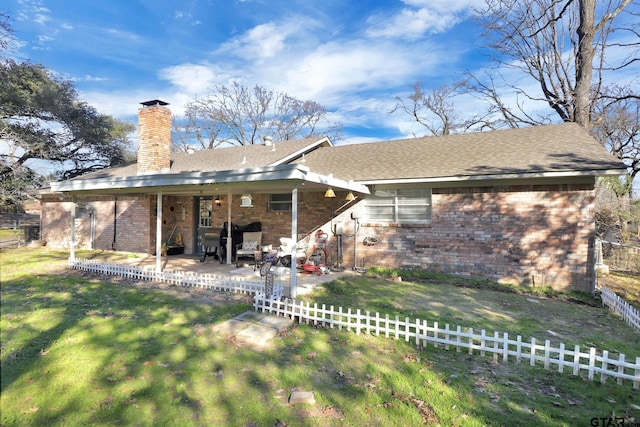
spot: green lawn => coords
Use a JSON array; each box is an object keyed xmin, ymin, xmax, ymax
[{"xmin": 1, "ymin": 247, "xmax": 639, "ymax": 426}]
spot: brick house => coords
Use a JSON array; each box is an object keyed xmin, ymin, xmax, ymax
[{"xmin": 42, "ymin": 100, "xmax": 626, "ymax": 293}]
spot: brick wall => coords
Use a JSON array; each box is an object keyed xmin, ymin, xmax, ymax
[
  {"xmin": 208, "ymin": 192, "xmax": 334, "ymax": 249},
  {"xmin": 137, "ymin": 104, "xmax": 171, "ymax": 175},
  {"xmin": 349, "ymin": 184, "xmax": 596, "ymax": 292},
  {"xmin": 41, "ymin": 195, "xmax": 151, "ymax": 253},
  {"xmin": 41, "ymin": 183, "xmax": 596, "ymax": 292}
]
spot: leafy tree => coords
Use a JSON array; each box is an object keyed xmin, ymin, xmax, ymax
[
  {"xmin": 173, "ymin": 81, "xmax": 341, "ymax": 150},
  {"xmin": 0, "ymin": 59, "xmax": 134, "ymax": 206}
]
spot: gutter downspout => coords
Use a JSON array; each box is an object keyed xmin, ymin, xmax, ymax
[
  {"xmin": 226, "ymin": 192, "xmax": 232, "ymax": 264},
  {"xmin": 69, "ymin": 199, "xmax": 76, "ymax": 262},
  {"xmin": 156, "ymin": 192, "xmax": 162, "ymax": 273},
  {"xmin": 290, "ymin": 188, "xmax": 298, "ymax": 298},
  {"xmin": 112, "ymin": 196, "xmax": 117, "ymax": 250}
]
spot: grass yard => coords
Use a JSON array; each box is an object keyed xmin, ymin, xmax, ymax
[{"xmin": 1, "ymin": 248, "xmax": 639, "ymax": 426}]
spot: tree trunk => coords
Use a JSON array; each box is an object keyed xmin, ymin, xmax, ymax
[{"xmin": 575, "ymin": 0, "xmax": 596, "ymax": 130}]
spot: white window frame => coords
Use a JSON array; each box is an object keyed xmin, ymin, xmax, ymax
[
  {"xmin": 365, "ymin": 188, "xmax": 432, "ymax": 223},
  {"xmin": 199, "ymin": 198, "xmax": 212, "ymax": 227}
]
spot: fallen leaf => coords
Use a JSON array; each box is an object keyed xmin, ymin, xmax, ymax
[
  {"xmin": 143, "ymin": 361, "xmax": 153, "ymax": 367},
  {"xmin": 21, "ymin": 407, "xmax": 39, "ymax": 414}
]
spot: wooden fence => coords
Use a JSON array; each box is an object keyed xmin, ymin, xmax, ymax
[
  {"xmin": 254, "ymin": 297, "xmax": 640, "ymax": 388},
  {"xmin": 600, "ymin": 286, "xmax": 640, "ymax": 332},
  {"xmin": 70, "ymin": 257, "xmax": 283, "ymax": 298}
]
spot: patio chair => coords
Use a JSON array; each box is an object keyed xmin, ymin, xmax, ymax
[
  {"xmin": 235, "ymin": 231, "xmax": 262, "ymax": 269},
  {"xmin": 277, "ymin": 237, "xmax": 308, "ymax": 268}
]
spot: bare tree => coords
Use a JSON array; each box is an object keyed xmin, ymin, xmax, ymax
[
  {"xmin": 172, "ymin": 82, "xmax": 341, "ymax": 150},
  {"xmin": 396, "ymin": 0, "xmax": 638, "ymax": 196},
  {"xmin": 473, "ymin": 0, "xmax": 638, "ymax": 130},
  {"xmin": 391, "ymin": 82, "xmax": 469, "ymax": 136},
  {"xmin": 592, "ymin": 85, "xmax": 639, "ymax": 183},
  {"xmin": 0, "ymin": 11, "xmax": 14, "ymax": 52}
]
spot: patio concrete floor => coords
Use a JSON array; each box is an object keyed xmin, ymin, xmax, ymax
[{"xmin": 96, "ymin": 252, "xmax": 355, "ymax": 296}]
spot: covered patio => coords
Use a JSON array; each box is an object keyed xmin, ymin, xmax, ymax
[
  {"xmin": 52, "ymin": 163, "xmax": 368, "ymax": 298},
  {"xmin": 70, "ymin": 250, "xmax": 356, "ymax": 297}
]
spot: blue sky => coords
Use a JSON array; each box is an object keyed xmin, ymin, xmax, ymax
[
  {"xmin": 4, "ymin": 0, "xmax": 639, "ymax": 186},
  {"xmin": 5, "ymin": 0, "xmax": 496, "ymax": 144}
]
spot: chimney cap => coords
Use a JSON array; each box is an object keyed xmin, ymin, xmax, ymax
[{"xmin": 140, "ymin": 99, "xmax": 170, "ymax": 107}]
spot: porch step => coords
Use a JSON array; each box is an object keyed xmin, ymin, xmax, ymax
[{"xmin": 212, "ymin": 311, "xmax": 294, "ymax": 348}]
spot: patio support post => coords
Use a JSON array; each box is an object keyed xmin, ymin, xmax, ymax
[
  {"xmin": 155, "ymin": 191, "xmax": 162, "ymax": 273},
  {"xmin": 69, "ymin": 199, "xmax": 76, "ymax": 261},
  {"xmin": 226, "ymin": 192, "xmax": 232, "ymax": 264},
  {"xmin": 290, "ymin": 188, "xmax": 298, "ymax": 298}
]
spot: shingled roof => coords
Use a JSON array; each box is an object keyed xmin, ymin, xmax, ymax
[
  {"xmin": 298, "ymin": 123, "xmax": 625, "ymax": 183},
  {"xmin": 65, "ymin": 123, "xmax": 624, "ymax": 187},
  {"xmin": 72, "ymin": 137, "xmax": 330, "ymax": 180}
]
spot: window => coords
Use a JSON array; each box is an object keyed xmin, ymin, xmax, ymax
[
  {"xmin": 199, "ymin": 198, "xmax": 212, "ymax": 227},
  {"xmin": 269, "ymin": 193, "xmax": 292, "ymax": 212},
  {"xmin": 365, "ymin": 188, "xmax": 431, "ymax": 223}
]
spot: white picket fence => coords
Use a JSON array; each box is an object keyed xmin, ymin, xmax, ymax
[
  {"xmin": 600, "ymin": 286, "xmax": 640, "ymax": 332},
  {"xmin": 70, "ymin": 257, "xmax": 283, "ymax": 298},
  {"xmin": 68, "ymin": 257, "xmax": 638, "ymax": 388},
  {"xmin": 254, "ymin": 297, "xmax": 640, "ymax": 388}
]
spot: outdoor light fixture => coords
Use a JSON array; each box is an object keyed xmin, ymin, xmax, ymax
[
  {"xmin": 345, "ymin": 191, "xmax": 356, "ymax": 201},
  {"xmin": 324, "ymin": 188, "xmax": 336, "ymax": 198},
  {"xmin": 214, "ymin": 195, "xmax": 221, "ymax": 206},
  {"xmin": 240, "ymin": 194, "xmax": 253, "ymax": 207}
]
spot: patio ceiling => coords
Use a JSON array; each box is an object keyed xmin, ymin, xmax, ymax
[{"xmin": 49, "ymin": 164, "xmax": 370, "ymax": 197}]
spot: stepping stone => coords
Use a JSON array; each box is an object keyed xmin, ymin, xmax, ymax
[
  {"xmin": 234, "ymin": 311, "xmax": 268, "ymax": 322},
  {"xmin": 212, "ymin": 319, "xmax": 252, "ymax": 335},
  {"xmin": 258, "ymin": 315, "xmax": 294, "ymax": 332},
  {"xmin": 289, "ymin": 391, "xmax": 315, "ymax": 405},
  {"xmin": 236, "ymin": 324, "xmax": 278, "ymax": 347}
]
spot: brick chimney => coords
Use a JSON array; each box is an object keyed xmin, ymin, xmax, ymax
[{"xmin": 137, "ymin": 99, "xmax": 171, "ymax": 175}]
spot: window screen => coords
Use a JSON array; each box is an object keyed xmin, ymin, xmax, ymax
[{"xmin": 365, "ymin": 188, "xmax": 431, "ymax": 223}]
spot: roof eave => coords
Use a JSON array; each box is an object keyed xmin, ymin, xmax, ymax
[
  {"xmin": 267, "ymin": 136, "xmax": 333, "ymax": 167},
  {"xmin": 49, "ymin": 163, "xmax": 369, "ymax": 195},
  {"xmin": 356, "ymin": 168, "xmax": 627, "ymax": 186}
]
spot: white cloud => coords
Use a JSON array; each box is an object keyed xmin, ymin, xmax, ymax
[
  {"xmin": 272, "ymin": 38, "xmax": 445, "ymax": 108},
  {"xmin": 366, "ymin": 0, "xmax": 481, "ymax": 39},
  {"xmin": 36, "ymin": 34, "xmax": 53, "ymax": 43},
  {"xmin": 217, "ymin": 22, "xmax": 287, "ymax": 59},
  {"xmin": 33, "ymin": 13, "xmax": 50, "ymax": 25},
  {"xmin": 157, "ymin": 63, "xmax": 222, "ymax": 95},
  {"xmin": 73, "ymin": 75, "xmax": 108, "ymax": 82}
]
